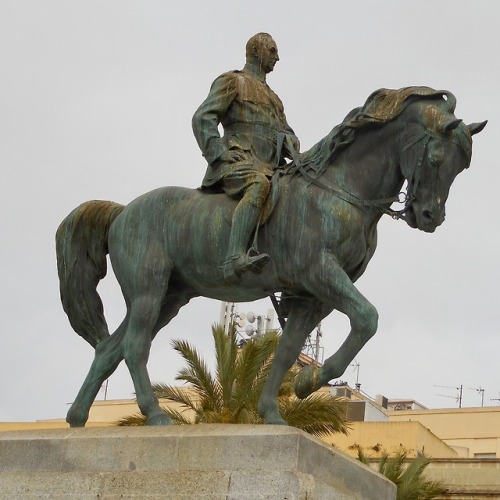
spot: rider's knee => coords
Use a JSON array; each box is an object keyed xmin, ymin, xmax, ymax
[{"xmin": 245, "ymin": 176, "xmax": 270, "ymax": 208}]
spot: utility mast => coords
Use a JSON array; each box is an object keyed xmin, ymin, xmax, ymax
[
  {"xmin": 301, "ymin": 323, "xmax": 323, "ymax": 363},
  {"xmin": 434, "ymin": 384, "xmax": 463, "ymax": 408}
]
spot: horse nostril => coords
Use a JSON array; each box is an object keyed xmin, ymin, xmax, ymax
[{"xmin": 422, "ymin": 209, "xmax": 433, "ymax": 220}]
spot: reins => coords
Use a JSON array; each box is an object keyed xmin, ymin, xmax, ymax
[{"xmin": 284, "ymin": 129, "xmax": 434, "ymax": 221}]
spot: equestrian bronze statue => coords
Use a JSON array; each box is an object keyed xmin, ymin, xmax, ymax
[{"xmin": 56, "ymin": 36, "xmax": 486, "ymax": 427}]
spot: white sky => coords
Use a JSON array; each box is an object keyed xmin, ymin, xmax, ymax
[{"xmin": 1, "ymin": 1, "xmax": 498, "ymax": 422}]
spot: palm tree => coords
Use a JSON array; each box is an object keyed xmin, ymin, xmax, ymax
[
  {"xmin": 357, "ymin": 448, "xmax": 447, "ymax": 500},
  {"xmin": 118, "ymin": 324, "xmax": 349, "ymax": 437}
]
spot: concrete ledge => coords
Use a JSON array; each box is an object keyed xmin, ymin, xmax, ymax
[{"xmin": 0, "ymin": 425, "xmax": 396, "ymax": 499}]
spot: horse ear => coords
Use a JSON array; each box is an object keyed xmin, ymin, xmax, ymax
[
  {"xmin": 467, "ymin": 120, "xmax": 487, "ymax": 136},
  {"xmin": 440, "ymin": 118, "xmax": 462, "ymax": 133}
]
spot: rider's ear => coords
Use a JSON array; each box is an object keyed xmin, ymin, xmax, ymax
[{"xmin": 467, "ymin": 121, "xmax": 488, "ymax": 136}]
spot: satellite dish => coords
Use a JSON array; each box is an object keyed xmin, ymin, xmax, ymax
[
  {"xmin": 245, "ymin": 324, "xmax": 255, "ymax": 337},
  {"xmin": 246, "ymin": 311, "xmax": 256, "ymax": 323}
]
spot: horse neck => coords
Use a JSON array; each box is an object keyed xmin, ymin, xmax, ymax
[{"xmin": 323, "ymin": 120, "xmax": 404, "ymax": 201}]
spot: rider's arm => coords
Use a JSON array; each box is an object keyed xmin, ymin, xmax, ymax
[{"xmin": 192, "ymin": 73, "xmax": 237, "ymax": 165}]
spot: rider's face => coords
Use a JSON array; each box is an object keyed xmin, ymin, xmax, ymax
[{"xmin": 258, "ymin": 40, "xmax": 280, "ymax": 73}]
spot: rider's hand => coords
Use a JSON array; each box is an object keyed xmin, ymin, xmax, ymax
[{"xmin": 218, "ymin": 150, "xmax": 249, "ymax": 164}]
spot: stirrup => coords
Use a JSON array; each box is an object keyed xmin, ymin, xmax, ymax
[{"xmin": 223, "ymin": 253, "xmax": 270, "ymax": 279}]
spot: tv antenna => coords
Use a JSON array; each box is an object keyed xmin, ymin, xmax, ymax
[
  {"xmin": 490, "ymin": 393, "xmax": 500, "ymax": 405},
  {"xmin": 99, "ymin": 379, "xmax": 109, "ymax": 401},
  {"xmin": 350, "ymin": 360, "xmax": 361, "ymax": 391},
  {"xmin": 434, "ymin": 384, "xmax": 463, "ymax": 408},
  {"xmin": 468, "ymin": 386, "xmax": 485, "ymax": 407},
  {"xmin": 301, "ymin": 322, "xmax": 324, "ymax": 363}
]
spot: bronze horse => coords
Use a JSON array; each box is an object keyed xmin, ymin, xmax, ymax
[{"xmin": 57, "ymin": 87, "xmax": 485, "ymax": 427}]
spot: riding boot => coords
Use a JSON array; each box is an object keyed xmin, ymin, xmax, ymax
[{"xmin": 223, "ymin": 202, "xmax": 270, "ymax": 279}]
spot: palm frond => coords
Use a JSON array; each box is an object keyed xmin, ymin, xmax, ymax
[
  {"xmin": 160, "ymin": 406, "xmax": 193, "ymax": 425},
  {"xmin": 280, "ymin": 393, "xmax": 350, "ymax": 437},
  {"xmin": 152, "ymin": 383, "xmax": 202, "ymax": 412},
  {"xmin": 213, "ymin": 324, "xmax": 237, "ymax": 404},
  {"xmin": 418, "ymin": 480, "xmax": 448, "ymax": 499},
  {"xmin": 361, "ymin": 449, "xmax": 447, "ymax": 500},
  {"xmin": 398, "ymin": 453, "xmax": 447, "ymax": 500},
  {"xmin": 357, "ymin": 447, "xmax": 370, "ymax": 465},
  {"xmin": 116, "ymin": 412, "xmax": 147, "ymax": 426},
  {"xmin": 117, "ymin": 328, "xmax": 349, "ymax": 438},
  {"xmin": 380, "ymin": 449, "xmax": 406, "ymax": 485},
  {"xmin": 170, "ymin": 338, "xmax": 220, "ymax": 405},
  {"xmin": 232, "ymin": 332, "xmax": 280, "ymax": 404}
]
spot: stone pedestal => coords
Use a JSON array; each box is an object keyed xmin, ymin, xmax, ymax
[{"xmin": 0, "ymin": 425, "xmax": 395, "ymax": 499}]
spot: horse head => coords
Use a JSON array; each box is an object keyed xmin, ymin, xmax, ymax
[{"xmin": 399, "ymin": 94, "xmax": 486, "ymax": 232}]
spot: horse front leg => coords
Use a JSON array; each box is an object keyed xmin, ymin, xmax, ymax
[
  {"xmin": 258, "ymin": 297, "xmax": 329, "ymax": 425},
  {"xmin": 295, "ymin": 263, "xmax": 378, "ymax": 399}
]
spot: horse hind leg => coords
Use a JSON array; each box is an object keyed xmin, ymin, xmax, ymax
[
  {"xmin": 67, "ymin": 316, "xmax": 128, "ymax": 427},
  {"xmin": 125, "ymin": 289, "xmax": 194, "ymax": 425},
  {"xmin": 65, "ymin": 286, "xmax": 191, "ymax": 428},
  {"xmin": 152, "ymin": 288, "xmax": 195, "ymax": 341},
  {"xmin": 120, "ymin": 269, "xmax": 190, "ymax": 426},
  {"xmin": 120, "ymin": 295, "xmax": 168, "ymax": 425}
]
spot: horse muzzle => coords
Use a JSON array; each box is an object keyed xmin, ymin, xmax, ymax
[
  {"xmin": 414, "ymin": 203, "xmax": 446, "ymax": 233},
  {"xmin": 401, "ymin": 203, "xmax": 446, "ymax": 232}
]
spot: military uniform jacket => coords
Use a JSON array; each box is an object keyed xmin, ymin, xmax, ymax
[{"xmin": 192, "ymin": 70, "xmax": 298, "ymax": 188}]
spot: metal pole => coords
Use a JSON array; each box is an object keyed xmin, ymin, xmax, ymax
[{"xmin": 314, "ymin": 323, "xmax": 321, "ymax": 363}]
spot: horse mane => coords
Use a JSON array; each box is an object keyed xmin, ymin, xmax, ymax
[{"xmin": 295, "ymin": 86, "xmax": 457, "ymax": 176}]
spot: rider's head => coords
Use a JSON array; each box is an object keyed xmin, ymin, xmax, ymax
[{"xmin": 245, "ymin": 33, "xmax": 279, "ymax": 74}]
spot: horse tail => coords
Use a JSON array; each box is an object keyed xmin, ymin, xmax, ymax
[{"xmin": 56, "ymin": 200, "xmax": 125, "ymax": 348}]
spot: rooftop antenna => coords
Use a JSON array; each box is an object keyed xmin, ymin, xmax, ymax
[
  {"xmin": 301, "ymin": 323, "xmax": 323, "ymax": 363},
  {"xmin": 99, "ymin": 379, "xmax": 109, "ymax": 401},
  {"xmin": 220, "ymin": 301, "xmax": 234, "ymax": 334},
  {"xmin": 468, "ymin": 386, "xmax": 485, "ymax": 407},
  {"xmin": 350, "ymin": 360, "xmax": 361, "ymax": 391},
  {"xmin": 434, "ymin": 384, "xmax": 463, "ymax": 408}
]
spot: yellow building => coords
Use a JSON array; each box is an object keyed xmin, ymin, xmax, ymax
[
  {"xmin": 2, "ymin": 386, "xmax": 500, "ymax": 498},
  {"xmin": 387, "ymin": 406, "xmax": 500, "ymax": 459}
]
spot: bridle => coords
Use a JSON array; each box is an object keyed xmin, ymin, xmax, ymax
[
  {"xmin": 395, "ymin": 132, "xmax": 433, "ymax": 221},
  {"xmin": 284, "ymin": 130, "xmax": 433, "ymax": 221}
]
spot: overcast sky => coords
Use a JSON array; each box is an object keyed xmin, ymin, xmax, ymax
[{"xmin": 1, "ymin": 1, "xmax": 498, "ymax": 422}]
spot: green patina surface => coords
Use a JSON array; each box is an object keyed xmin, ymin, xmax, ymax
[
  {"xmin": 56, "ymin": 86, "xmax": 485, "ymax": 428},
  {"xmin": 56, "ymin": 35, "xmax": 486, "ymax": 429}
]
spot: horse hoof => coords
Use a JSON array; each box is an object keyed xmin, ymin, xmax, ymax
[
  {"xmin": 68, "ymin": 422, "xmax": 85, "ymax": 428},
  {"xmin": 258, "ymin": 400, "xmax": 288, "ymax": 426},
  {"xmin": 66, "ymin": 409, "xmax": 88, "ymax": 428},
  {"xmin": 146, "ymin": 413, "xmax": 173, "ymax": 426},
  {"xmin": 265, "ymin": 415, "xmax": 288, "ymax": 426},
  {"xmin": 294, "ymin": 365, "xmax": 322, "ymax": 399}
]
